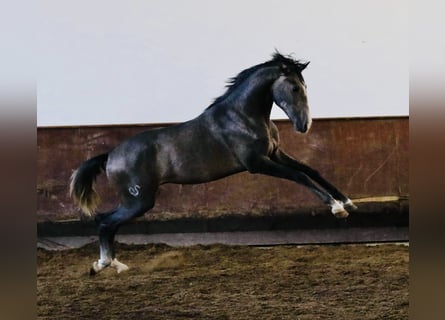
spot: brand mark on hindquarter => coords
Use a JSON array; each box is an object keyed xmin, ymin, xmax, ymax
[{"xmin": 128, "ymin": 184, "xmax": 141, "ymax": 197}]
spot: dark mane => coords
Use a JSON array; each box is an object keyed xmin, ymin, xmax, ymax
[{"xmin": 207, "ymin": 52, "xmax": 307, "ymax": 109}]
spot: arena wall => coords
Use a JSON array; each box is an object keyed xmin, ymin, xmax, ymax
[{"xmin": 37, "ymin": 117, "xmax": 408, "ymax": 224}]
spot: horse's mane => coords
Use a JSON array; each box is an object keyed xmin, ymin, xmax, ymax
[{"xmin": 207, "ymin": 51, "xmax": 307, "ymax": 109}]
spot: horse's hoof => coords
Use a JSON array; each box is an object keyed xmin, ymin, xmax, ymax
[
  {"xmin": 116, "ymin": 265, "xmax": 129, "ymax": 274},
  {"xmin": 111, "ymin": 259, "xmax": 129, "ymax": 274},
  {"xmin": 330, "ymin": 200, "xmax": 349, "ymax": 218},
  {"xmin": 90, "ymin": 260, "xmax": 109, "ymax": 276},
  {"xmin": 89, "ymin": 267, "xmax": 97, "ymax": 276},
  {"xmin": 333, "ymin": 209, "xmax": 349, "ymax": 219},
  {"xmin": 343, "ymin": 199, "xmax": 358, "ymax": 211},
  {"xmin": 90, "ymin": 261, "xmax": 102, "ymax": 276}
]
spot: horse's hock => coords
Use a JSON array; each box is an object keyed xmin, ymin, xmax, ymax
[{"xmin": 37, "ymin": 117, "xmax": 408, "ymax": 242}]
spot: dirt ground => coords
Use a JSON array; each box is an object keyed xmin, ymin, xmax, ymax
[{"xmin": 37, "ymin": 243, "xmax": 408, "ymax": 320}]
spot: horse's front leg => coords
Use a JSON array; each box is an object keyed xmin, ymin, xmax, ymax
[
  {"xmin": 244, "ymin": 155, "xmax": 349, "ymax": 218},
  {"xmin": 272, "ymin": 149, "xmax": 357, "ymax": 211}
]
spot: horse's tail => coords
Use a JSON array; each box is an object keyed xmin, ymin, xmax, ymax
[{"xmin": 69, "ymin": 153, "xmax": 108, "ymax": 217}]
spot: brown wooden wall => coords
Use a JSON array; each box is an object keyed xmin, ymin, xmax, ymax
[{"xmin": 37, "ymin": 117, "xmax": 408, "ymax": 222}]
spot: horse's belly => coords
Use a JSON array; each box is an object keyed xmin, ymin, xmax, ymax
[{"xmin": 162, "ymin": 147, "xmax": 244, "ymax": 184}]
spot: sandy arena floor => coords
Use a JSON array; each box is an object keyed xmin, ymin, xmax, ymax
[{"xmin": 37, "ymin": 242, "xmax": 408, "ymax": 319}]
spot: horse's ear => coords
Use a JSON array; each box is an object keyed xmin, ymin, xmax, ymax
[{"xmin": 299, "ymin": 61, "xmax": 310, "ymax": 71}]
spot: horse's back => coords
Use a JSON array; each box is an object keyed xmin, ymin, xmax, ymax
[
  {"xmin": 155, "ymin": 118, "xmax": 245, "ymax": 183},
  {"xmin": 105, "ymin": 119, "xmax": 244, "ymax": 186}
]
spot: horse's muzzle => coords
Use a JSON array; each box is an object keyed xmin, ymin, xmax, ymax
[{"xmin": 293, "ymin": 110, "xmax": 312, "ymax": 134}]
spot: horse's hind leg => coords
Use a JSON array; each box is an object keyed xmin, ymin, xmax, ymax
[{"xmin": 90, "ymin": 193, "xmax": 155, "ymax": 275}]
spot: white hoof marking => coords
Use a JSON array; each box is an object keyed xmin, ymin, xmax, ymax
[
  {"xmin": 111, "ymin": 259, "xmax": 129, "ymax": 273},
  {"xmin": 92, "ymin": 260, "xmax": 108, "ymax": 274},
  {"xmin": 331, "ymin": 200, "xmax": 344, "ymax": 214},
  {"xmin": 343, "ymin": 199, "xmax": 358, "ymax": 210},
  {"xmin": 331, "ymin": 200, "xmax": 349, "ymax": 218}
]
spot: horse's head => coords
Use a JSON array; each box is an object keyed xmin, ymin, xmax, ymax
[{"xmin": 272, "ymin": 61, "xmax": 311, "ymax": 133}]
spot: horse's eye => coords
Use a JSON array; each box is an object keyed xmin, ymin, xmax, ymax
[{"xmin": 292, "ymin": 86, "xmax": 299, "ymax": 92}]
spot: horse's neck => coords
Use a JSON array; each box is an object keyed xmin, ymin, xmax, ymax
[{"xmin": 228, "ymin": 68, "xmax": 278, "ymax": 121}]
